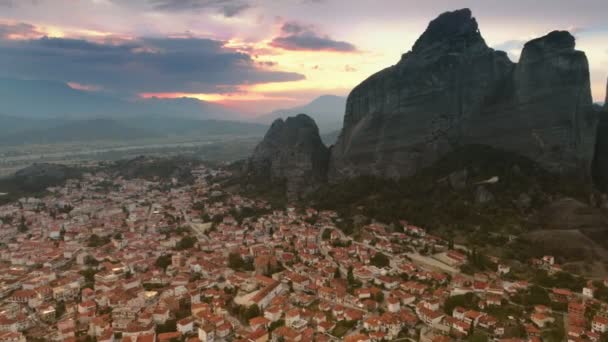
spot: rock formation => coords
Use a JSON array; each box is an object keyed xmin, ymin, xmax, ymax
[
  {"xmin": 329, "ymin": 8, "xmax": 597, "ymax": 180},
  {"xmin": 592, "ymin": 78, "xmax": 608, "ymax": 192},
  {"xmin": 247, "ymin": 114, "xmax": 329, "ymax": 199}
]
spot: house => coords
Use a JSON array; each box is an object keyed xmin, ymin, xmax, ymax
[
  {"xmin": 249, "ymin": 317, "xmax": 270, "ymax": 332},
  {"xmin": 177, "ymin": 317, "xmax": 195, "ymax": 335},
  {"xmin": 531, "ymin": 313, "xmax": 554, "ymax": 328},
  {"xmin": 416, "ymin": 303, "xmax": 444, "ymax": 325},
  {"xmin": 264, "ymin": 306, "xmax": 283, "ymax": 322},
  {"xmin": 497, "ymin": 264, "xmax": 510, "ymax": 275},
  {"xmin": 592, "ymin": 316, "xmax": 608, "ymax": 333},
  {"xmin": 247, "ymin": 329, "xmax": 269, "ymax": 342},
  {"xmin": 583, "ymin": 286, "xmax": 595, "ymax": 298},
  {"xmin": 158, "ymin": 332, "xmax": 181, "ymax": 342},
  {"xmin": 271, "ymin": 326, "xmax": 300, "ymax": 342},
  {"xmin": 198, "ymin": 325, "xmax": 215, "ymax": 342},
  {"xmin": 387, "ymin": 297, "xmax": 401, "ymax": 313}
]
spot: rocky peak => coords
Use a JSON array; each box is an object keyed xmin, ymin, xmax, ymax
[
  {"xmin": 330, "ymin": 9, "xmax": 596, "ymax": 181},
  {"xmin": 412, "ymin": 8, "xmax": 485, "ymax": 53},
  {"xmin": 248, "ymin": 114, "xmax": 329, "ymax": 199},
  {"xmin": 522, "ymin": 30, "xmax": 575, "ymax": 54}
]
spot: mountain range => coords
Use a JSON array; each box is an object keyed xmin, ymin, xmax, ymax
[
  {"xmin": 0, "ymin": 78, "xmax": 241, "ymax": 120},
  {"xmin": 0, "ymin": 77, "xmax": 345, "ymax": 145}
]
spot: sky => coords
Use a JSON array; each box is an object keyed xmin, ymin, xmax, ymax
[{"xmin": 0, "ymin": 0, "xmax": 607, "ymax": 116}]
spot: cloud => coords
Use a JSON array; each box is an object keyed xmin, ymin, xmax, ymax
[
  {"xmin": 0, "ymin": 0, "xmax": 41, "ymax": 8},
  {"xmin": 148, "ymin": 0, "xmax": 251, "ymax": 17},
  {"xmin": 0, "ymin": 33, "xmax": 305, "ymax": 95},
  {"xmin": 0, "ymin": 22, "xmax": 42, "ymax": 39},
  {"xmin": 270, "ymin": 21, "xmax": 357, "ymax": 52}
]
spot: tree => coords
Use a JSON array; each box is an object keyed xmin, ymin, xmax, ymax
[
  {"xmin": 375, "ymin": 291, "xmax": 385, "ymax": 303},
  {"xmin": 84, "ymin": 255, "xmax": 99, "ymax": 267},
  {"xmin": 334, "ymin": 268, "xmax": 341, "ymax": 279},
  {"xmin": 244, "ymin": 304, "xmax": 261, "ymax": 322},
  {"xmin": 347, "ymin": 266, "xmax": 355, "ymax": 285},
  {"xmin": 155, "ymin": 254, "xmax": 172, "ymax": 271},
  {"xmin": 18, "ymin": 216, "xmax": 28, "ymax": 233},
  {"xmin": 443, "ymin": 293, "xmax": 477, "ymax": 314},
  {"xmin": 87, "ymin": 234, "xmax": 110, "ymax": 247},
  {"xmin": 56, "ymin": 300, "xmax": 66, "ymax": 318},
  {"xmin": 176, "ymin": 236, "xmax": 196, "ymax": 250},
  {"xmin": 228, "ymin": 252, "xmax": 245, "ymax": 270},
  {"xmin": 370, "ymin": 252, "xmax": 390, "ymax": 268},
  {"xmin": 322, "ymin": 229, "xmax": 332, "ymax": 240},
  {"xmin": 468, "ymin": 331, "xmax": 488, "ymax": 342}
]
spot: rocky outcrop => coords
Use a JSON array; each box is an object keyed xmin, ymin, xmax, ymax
[
  {"xmin": 247, "ymin": 114, "xmax": 329, "ymax": 199},
  {"xmin": 592, "ymin": 78, "xmax": 608, "ymax": 192},
  {"xmin": 329, "ymin": 8, "xmax": 596, "ymax": 180}
]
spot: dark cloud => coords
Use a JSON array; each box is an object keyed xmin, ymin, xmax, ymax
[
  {"xmin": 270, "ymin": 21, "xmax": 357, "ymax": 52},
  {"xmin": 148, "ymin": 0, "xmax": 251, "ymax": 17},
  {"xmin": 0, "ymin": 34, "xmax": 304, "ymax": 94}
]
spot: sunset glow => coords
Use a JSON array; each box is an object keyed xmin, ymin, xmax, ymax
[{"xmin": 0, "ymin": 0, "xmax": 605, "ymax": 116}]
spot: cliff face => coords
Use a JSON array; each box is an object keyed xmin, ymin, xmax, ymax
[
  {"xmin": 592, "ymin": 78, "xmax": 608, "ymax": 192},
  {"xmin": 247, "ymin": 114, "xmax": 329, "ymax": 199},
  {"xmin": 329, "ymin": 8, "xmax": 596, "ymax": 180}
]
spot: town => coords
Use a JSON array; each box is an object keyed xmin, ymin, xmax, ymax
[{"xmin": 0, "ymin": 165, "xmax": 606, "ymax": 342}]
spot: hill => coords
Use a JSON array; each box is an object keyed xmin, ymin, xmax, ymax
[
  {"xmin": 308, "ymin": 144, "xmax": 606, "ymax": 272},
  {"xmin": 0, "ymin": 163, "xmax": 83, "ymax": 204}
]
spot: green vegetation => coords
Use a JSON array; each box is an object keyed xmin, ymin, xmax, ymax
[
  {"xmin": 331, "ymin": 320, "xmax": 357, "ymax": 338},
  {"xmin": 461, "ymin": 248, "xmax": 497, "ymax": 274},
  {"xmin": 269, "ymin": 319, "xmax": 285, "ymax": 332},
  {"xmin": 87, "ymin": 234, "xmax": 111, "ymax": 247},
  {"xmin": 155, "ymin": 254, "xmax": 172, "ymax": 271},
  {"xmin": 227, "ymin": 304, "xmax": 261, "ymax": 325},
  {"xmin": 156, "ymin": 319, "xmax": 177, "ymax": 334},
  {"xmin": 511, "ymin": 285, "xmax": 551, "ymax": 307},
  {"xmin": 468, "ymin": 331, "xmax": 489, "ymax": 342},
  {"xmin": 108, "ymin": 156, "xmax": 200, "ymax": 185},
  {"xmin": 443, "ymin": 293, "xmax": 477, "ymax": 314},
  {"xmin": 228, "ymin": 206, "xmax": 271, "ymax": 224},
  {"xmin": 310, "ymin": 145, "xmax": 589, "ymax": 234},
  {"xmin": 222, "ymin": 163, "xmax": 287, "ymax": 209},
  {"xmin": 175, "ymin": 236, "xmax": 196, "ymax": 250},
  {"xmin": 228, "ymin": 252, "xmax": 254, "ymax": 271},
  {"xmin": 80, "ymin": 268, "xmax": 98, "ymax": 289},
  {"xmin": 370, "ymin": 252, "xmax": 390, "ymax": 268},
  {"xmin": 533, "ymin": 270, "xmax": 586, "ymax": 292}
]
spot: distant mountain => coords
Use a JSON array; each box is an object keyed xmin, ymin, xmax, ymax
[
  {"xmin": 254, "ymin": 95, "xmax": 346, "ymax": 133},
  {"xmin": 0, "ymin": 78, "xmax": 241, "ymax": 120}
]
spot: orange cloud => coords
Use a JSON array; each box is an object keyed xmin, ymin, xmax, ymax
[
  {"xmin": 67, "ymin": 82, "xmax": 102, "ymax": 92},
  {"xmin": 139, "ymin": 92, "xmax": 297, "ymax": 103}
]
